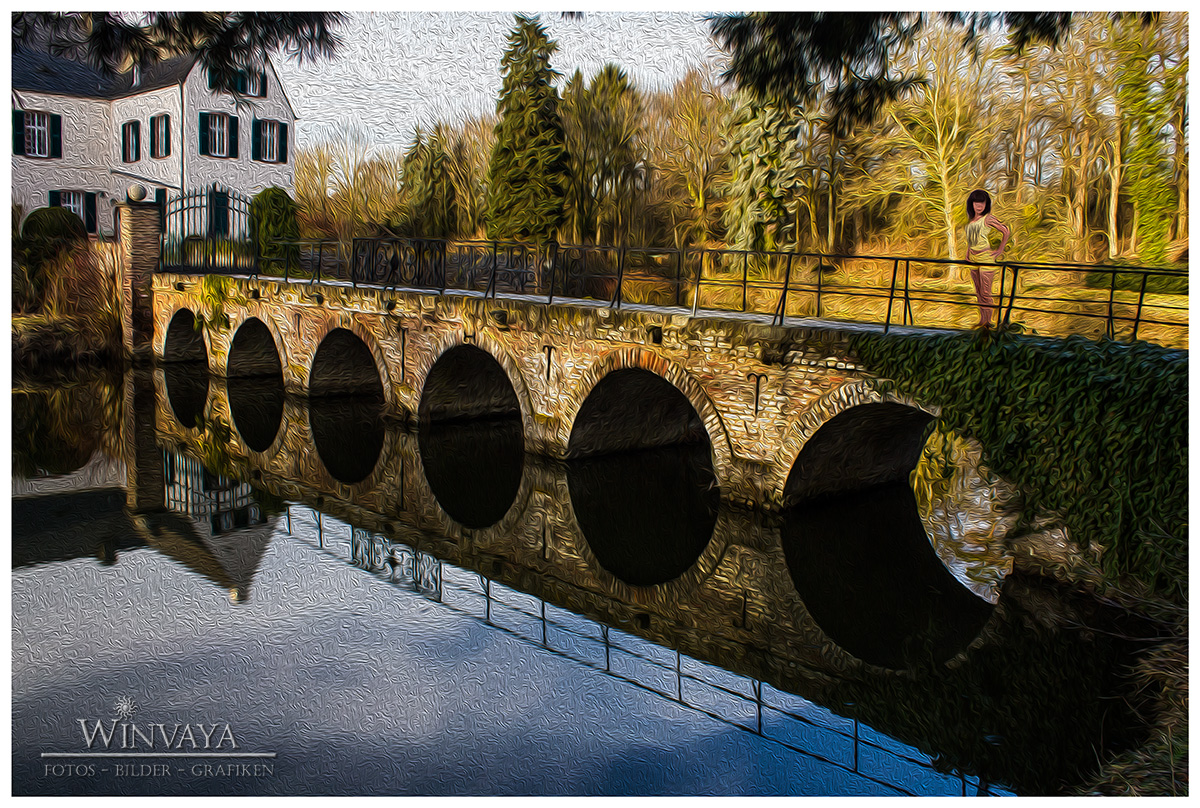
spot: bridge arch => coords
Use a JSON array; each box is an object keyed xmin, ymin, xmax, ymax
[
  {"xmin": 162, "ymin": 308, "xmax": 208, "ymax": 363},
  {"xmin": 225, "ymin": 312, "xmax": 291, "ymax": 380},
  {"xmin": 414, "ymin": 332, "xmax": 535, "ymax": 429},
  {"xmin": 563, "ymin": 348, "xmax": 733, "ymax": 479},
  {"xmin": 775, "ymin": 380, "xmax": 937, "ymax": 507},
  {"xmin": 302, "ymin": 321, "xmax": 394, "ymax": 406}
]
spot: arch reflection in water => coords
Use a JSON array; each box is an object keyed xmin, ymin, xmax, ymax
[
  {"xmin": 310, "ymin": 394, "xmax": 386, "ymax": 484},
  {"xmin": 419, "ymin": 418, "xmax": 523, "ymax": 529},
  {"xmin": 228, "ymin": 376, "xmax": 285, "ymax": 453},
  {"xmin": 782, "ymin": 480, "xmax": 994, "ymax": 670},
  {"xmin": 163, "ymin": 362, "xmax": 209, "ymax": 429},
  {"xmin": 567, "ymin": 443, "xmax": 719, "ymax": 586}
]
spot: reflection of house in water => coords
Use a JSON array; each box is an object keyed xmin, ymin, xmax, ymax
[
  {"xmin": 165, "ymin": 451, "xmax": 266, "ymax": 535},
  {"xmin": 156, "ymin": 451, "xmax": 277, "ymax": 602}
]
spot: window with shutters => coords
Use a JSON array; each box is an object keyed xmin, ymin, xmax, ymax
[
  {"xmin": 24, "ymin": 111, "xmax": 50, "ymax": 157},
  {"xmin": 50, "ymin": 190, "xmax": 96, "ymax": 233},
  {"xmin": 58, "ymin": 190, "xmax": 85, "ymax": 221},
  {"xmin": 254, "ymin": 120, "xmax": 288, "ymax": 164},
  {"xmin": 150, "ymin": 114, "xmax": 170, "ymax": 158},
  {"xmin": 122, "ymin": 121, "xmax": 140, "ymax": 162},
  {"xmin": 241, "ymin": 70, "xmax": 265, "ymax": 98},
  {"xmin": 198, "ymin": 112, "xmax": 238, "ymax": 158}
]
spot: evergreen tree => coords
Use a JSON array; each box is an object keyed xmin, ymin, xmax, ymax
[
  {"xmin": 722, "ymin": 93, "xmax": 803, "ymax": 255},
  {"xmin": 486, "ymin": 15, "xmax": 570, "ymax": 242}
]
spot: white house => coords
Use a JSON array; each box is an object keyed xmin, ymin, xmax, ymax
[{"xmin": 12, "ymin": 46, "xmax": 297, "ymax": 238}]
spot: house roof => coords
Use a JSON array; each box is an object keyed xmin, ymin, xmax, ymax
[{"xmin": 12, "ymin": 46, "xmax": 196, "ymax": 100}]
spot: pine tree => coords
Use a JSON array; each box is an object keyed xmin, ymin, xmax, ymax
[{"xmin": 485, "ymin": 15, "xmax": 570, "ymax": 243}]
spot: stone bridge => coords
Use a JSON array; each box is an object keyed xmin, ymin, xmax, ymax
[{"xmin": 151, "ymin": 271, "xmax": 936, "ymax": 510}]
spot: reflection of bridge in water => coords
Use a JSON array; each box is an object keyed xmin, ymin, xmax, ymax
[{"xmin": 140, "ymin": 364, "xmax": 1139, "ymax": 796}]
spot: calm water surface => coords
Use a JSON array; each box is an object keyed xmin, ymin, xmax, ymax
[{"xmin": 11, "ymin": 367, "xmax": 1150, "ymax": 796}]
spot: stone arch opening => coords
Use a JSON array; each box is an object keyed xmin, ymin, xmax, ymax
[
  {"xmin": 163, "ymin": 308, "xmax": 207, "ymax": 363},
  {"xmin": 309, "ymin": 329, "xmax": 386, "ymax": 485},
  {"xmin": 782, "ymin": 402, "xmax": 933, "ymax": 505},
  {"xmin": 162, "ymin": 309, "xmax": 209, "ymax": 429},
  {"xmin": 567, "ymin": 368, "xmax": 708, "ymax": 458},
  {"xmin": 566, "ymin": 367, "xmax": 718, "ymax": 587},
  {"xmin": 309, "ymin": 328, "xmax": 385, "ymax": 398},
  {"xmin": 418, "ymin": 344, "xmax": 524, "ymax": 529},
  {"xmin": 418, "ymin": 344, "xmax": 521, "ymax": 423},
  {"xmin": 227, "ymin": 318, "xmax": 284, "ymax": 453},
  {"xmin": 779, "ymin": 402, "xmax": 994, "ymax": 669}
]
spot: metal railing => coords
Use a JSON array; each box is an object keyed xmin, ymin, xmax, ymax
[
  {"xmin": 284, "ymin": 505, "xmax": 1011, "ymax": 796},
  {"xmin": 167, "ymin": 236, "xmax": 1188, "ymax": 346}
]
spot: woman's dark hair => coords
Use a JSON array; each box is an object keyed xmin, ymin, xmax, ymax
[{"xmin": 966, "ymin": 189, "xmax": 991, "ymax": 219}]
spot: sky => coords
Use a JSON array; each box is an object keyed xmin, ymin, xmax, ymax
[{"xmin": 273, "ymin": 11, "xmax": 724, "ymax": 153}]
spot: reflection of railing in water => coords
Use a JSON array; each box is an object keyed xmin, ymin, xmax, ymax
[{"xmin": 286, "ymin": 504, "xmax": 1009, "ymax": 797}]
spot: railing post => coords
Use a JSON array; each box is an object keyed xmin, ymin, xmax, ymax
[
  {"xmin": 996, "ymin": 261, "xmax": 1007, "ymax": 328},
  {"xmin": 612, "ymin": 244, "xmax": 626, "ymax": 309},
  {"xmin": 439, "ymin": 238, "xmax": 447, "ymax": 295},
  {"xmin": 691, "ymin": 249, "xmax": 704, "ymax": 316},
  {"xmin": 1002, "ymin": 263, "xmax": 1019, "ymax": 328},
  {"xmin": 486, "ymin": 240, "xmax": 499, "ymax": 299},
  {"xmin": 816, "ymin": 258, "xmax": 824, "ymax": 319},
  {"xmin": 1131, "ymin": 269, "xmax": 1150, "ymax": 342},
  {"xmin": 742, "ymin": 251, "xmax": 749, "ymax": 312},
  {"xmin": 1104, "ymin": 265, "xmax": 1119, "ymax": 339},
  {"xmin": 903, "ymin": 259, "xmax": 913, "ymax": 325},
  {"xmin": 885, "ymin": 258, "xmax": 900, "ymax": 333},
  {"xmin": 774, "ymin": 252, "xmax": 794, "ymax": 327},
  {"xmin": 675, "ymin": 247, "xmax": 685, "ymax": 308},
  {"xmin": 546, "ymin": 242, "xmax": 558, "ymax": 305}
]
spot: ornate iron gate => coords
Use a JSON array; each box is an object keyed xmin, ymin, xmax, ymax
[{"xmin": 160, "ymin": 185, "xmax": 257, "ymax": 274}]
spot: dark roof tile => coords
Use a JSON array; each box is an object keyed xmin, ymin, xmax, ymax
[{"xmin": 12, "ymin": 47, "xmax": 195, "ymax": 100}]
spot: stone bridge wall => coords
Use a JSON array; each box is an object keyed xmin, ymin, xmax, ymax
[{"xmin": 152, "ymin": 274, "xmax": 935, "ymax": 507}]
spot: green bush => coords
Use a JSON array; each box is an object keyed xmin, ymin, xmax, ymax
[
  {"xmin": 16, "ymin": 206, "xmax": 90, "ymax": 312},
  {"xmin": 250, "ymin": 187, "xmax": 301, "ymax": 273}
]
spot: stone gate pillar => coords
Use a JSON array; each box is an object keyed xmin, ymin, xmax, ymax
[{"xmin": 116, "ymin": 196, "xmax": 162, "ymax": 360}]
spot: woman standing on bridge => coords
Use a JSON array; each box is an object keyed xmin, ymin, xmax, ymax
[{"xmin": 964, "ymin": 189, "xmax": 1011, "ymax": 329}]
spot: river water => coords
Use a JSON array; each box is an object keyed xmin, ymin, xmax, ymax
[{"xmin": 11, "ymin": 365, "xmax": 1153, "ymax": 796}]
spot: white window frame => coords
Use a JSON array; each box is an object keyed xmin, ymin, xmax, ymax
[
  {"xmin": 151, "ymin": 114, "xmax": 170, "ymax": 158},
  {"xmin": 58, "ymin": 190, "xmax": 85, "ymax": 221},
  {"xmin": 122, "ymin": 121, "xmax": 140, "ymax": 162},
  {"xmin": 261, "ymin": 120, "xmax": 281, "ymax": 163},
  {"xmin": 208, "ymin": 113, "xmax": 230, "ymax": 158},
  {"xmin": 243, "ymin": 71, "xmax": 264, "ymax": 97},
  {"xmin": 24, "ymin": 111, "xmax": 50, "ymax": 157}
]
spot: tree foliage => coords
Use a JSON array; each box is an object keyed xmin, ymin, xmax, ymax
[
  {"xmin": 486, "ymin": 14, "xmax": 570, "ymax": 242},
  {"xmin": 249, "ymin": 187, "xmax": 300, "ymax": 271}
]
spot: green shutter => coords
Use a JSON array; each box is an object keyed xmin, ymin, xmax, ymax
[
  {"xmin": 228, "ymin": 116, "xmax": 238, "ymax": 158},
  {"xmin": 164, "ymin": 115, "xmax": 171, "ymax": 157},
  {"xmin": 198, "ymin": 112, "xmax": 210, "ymax": 155},
  {"xmin": 279, "ymin": 122, "xmax": 288, "ymax": 164},
  {"xmin": 251, "ymin": 118, "xmax": 261, "ymax": 161},
  {"xmin": 122, "ymin": 123, "xmax": 130, "ymax": 162},
  {"xmin": 85, "ymin": 192, "xmax": 97, "ymax": 233},
  {"xmin": 259, "ymin": 70, "xmax": 267, "ymax": 98},
  {"xmin": 48, "ymin": 190, "xmax": 60, "ymax": 207},
  {"xmin": 50, "ymin": 114, "xmax": 62, "ymax": 158},
  {"xmin": 13, "ymin": 110, "xmax": 25, "ymax": 155}
]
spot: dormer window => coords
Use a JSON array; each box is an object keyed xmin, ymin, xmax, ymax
[
  {"xmin": 239, "ymin": 70, "xmax": 265, "ymax": 98},
  {"xmin": 207, "ymin": 68, "xmax": 266, "ymax": 98}
]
